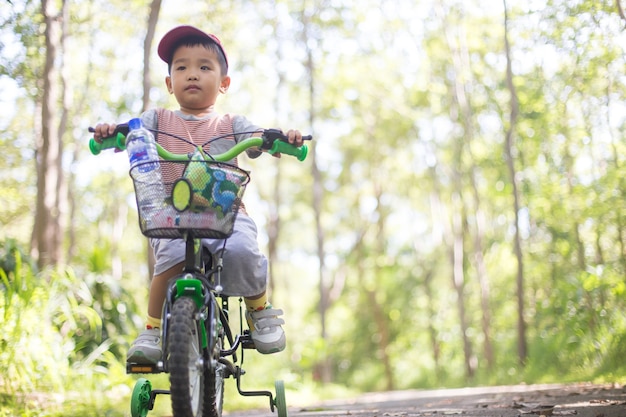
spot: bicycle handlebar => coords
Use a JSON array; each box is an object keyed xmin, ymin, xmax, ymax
[{"xmin": 88, "ymin": 126, "xmax": 312, "ymax": 162}]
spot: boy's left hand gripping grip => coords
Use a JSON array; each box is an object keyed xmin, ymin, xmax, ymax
[{"xmin": 89, "ymin": 132, "xmax": 127, "ymax": 155}]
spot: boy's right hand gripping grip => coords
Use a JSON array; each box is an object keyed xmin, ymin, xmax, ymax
[
  {"xmin": 89, "ymin": 132, "xmax": 127, "ymax": 155},
  {"xmin": 262, "ymin": 128, "xmax": 311, "ymax": 161}
]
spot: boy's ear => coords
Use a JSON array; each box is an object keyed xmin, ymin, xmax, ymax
[
  {"xmin": 219, "ymin": 76, "xmax": 231, "ymax": 94},
  {"xmin": 165, "ymin": 76, "xmax": 173, "ymax": 94}
]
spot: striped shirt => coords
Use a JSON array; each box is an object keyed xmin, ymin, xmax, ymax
[
  {"xmin": 147, "ymin": 108, "xmax": 261, "ymax": 161},
  {"xmin": 141, "ymin": 108, "xmax": 261, "ymax": 214}
]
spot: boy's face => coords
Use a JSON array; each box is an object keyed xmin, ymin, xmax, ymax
[{"xmin": 165, "ymin": 44, "xmax": 230, "ymax": 115}]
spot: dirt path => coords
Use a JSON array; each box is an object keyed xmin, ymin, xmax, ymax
[{"xmin": 225, "ymin": 383, "xmax": 626, "ymax": 417}]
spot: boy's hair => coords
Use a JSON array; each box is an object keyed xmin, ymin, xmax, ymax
[{"xmin": 166, "ymin": 36, "xmax": 228, "ymax": 76}]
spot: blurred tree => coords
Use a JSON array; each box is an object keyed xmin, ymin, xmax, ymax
[
  {"xmin": 299, "ymin": 0, "xmax": 334, "ymax": 383},
  {"xmin": 31, "ymin": 0, "xmax": 68, "ymax": 268},
  {"xmin": 502, "ymin": 0, "xmax": 527, "ymax": 366},
  {"xmin": 2, "ymin": 0, "xmax": 626, "ymax": 410}
]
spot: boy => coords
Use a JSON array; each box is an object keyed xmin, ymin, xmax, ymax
[{"xmin": 93, "ymin": 25, "xmax": 303, "ymax": 364}]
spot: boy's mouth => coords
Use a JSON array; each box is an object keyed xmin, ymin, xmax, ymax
[{"xmin": 185, "ymin": 85, "xmax": 201, "ymax": 91}]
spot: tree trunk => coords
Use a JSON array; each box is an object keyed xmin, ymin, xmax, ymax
[
  {"xmin": 373, "ymin": 181, "xmax": 394, "ymax": 391},
  {"xmin": 60, "ymin": 0, "xmax": 78, "ymax": 263},
  {"xmin": 424, "ymin": 164, "xmax": 445, "ymax": 380},
  {"xmin": 32, "ymin": 0, "xmax": 66, "ymax": 268},
  {"xmin": 451, "ymin": 193, "xmax": 475, "ymax": 379},
  {"xmin": 605, "ymin": 83, "xmax": 626, "ymax": 272},
  {"xmin": 436, "ymin": 0, "xmax": 495, "ymax": 370},
  {"xmin": 267, "ymin": 160, "xmax": 281, "ymax": 298},
  {"xmin": 366, "ymin": 288, "xmax": 394, "ymax": 391},
  {"xmin": 143, "ymin": 0, "xmax": 161, "ymax": 113},
  {"xmin": 143, "ymin": 0, "xmax": 162, "ymax": 280},
  {"xmin": 503, "ymin": 0, "xmax": 527, "ymax": 366},
  {"xmin": 266, "ymin": 4, "xmax": 287, "ymax": 297},
  {"xmin": 300, "ymin": 3, "xmax": 332, "ymax": 383},
  {"xmin": 423, "ymin": 270, "xmax": 441, "ymax": 381}
]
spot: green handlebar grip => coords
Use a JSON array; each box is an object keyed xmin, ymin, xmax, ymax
[
  {"xmin": 268, "ymin": 141, "xmax": 308, "ymax": 161},
  {"xmin": 89, "ymin": 132, "xmax": 126, "ymax": 155}
]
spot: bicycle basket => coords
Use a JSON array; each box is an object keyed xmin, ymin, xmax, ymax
[{"xmin": 130, "ymin": 160, "xmax": 250, "ymax": 239}]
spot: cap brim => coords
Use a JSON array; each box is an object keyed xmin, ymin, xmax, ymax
[{"xmin": 157, "ymin": 25, "xmax": 227, "ymax": 68}]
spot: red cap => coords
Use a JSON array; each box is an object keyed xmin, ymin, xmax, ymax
[{"xmin": 157, "ymin": 25, "xmax": 228, "ymax": 69}]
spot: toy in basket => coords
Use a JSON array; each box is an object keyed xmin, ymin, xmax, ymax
[
  {"xmin": 172, "ymin": 152, "xmax": 249, "ymax": 215},
  {"xmin": 131, "ymin": 151, "xmax": 250, "ymax": 239}
]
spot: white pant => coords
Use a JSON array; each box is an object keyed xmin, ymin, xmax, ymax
[{"xmin": 151, "ymin": 214, "xmax": 268, "ymax": 297}]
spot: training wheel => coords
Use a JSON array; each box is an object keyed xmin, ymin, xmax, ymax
[
  {"xmin": 274, "ymin": 380, "xmax": 288, "ymax": 417},
  {"xmin": 130, "ymin": 377, "xmax": 152, "ymax": 417}
]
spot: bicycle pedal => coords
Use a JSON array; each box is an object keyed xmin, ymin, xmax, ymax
[
  {"xmin": 241, "ymin": 330, "xmax": 256, "ymax": 349},
  {"xmin": 126, "ymin": 362, "xmax": 161, "ymax": 374}
]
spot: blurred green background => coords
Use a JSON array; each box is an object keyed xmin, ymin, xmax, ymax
[{"xmin": 1, "ymin": 0, "xmax": 626, "ymax": 415}]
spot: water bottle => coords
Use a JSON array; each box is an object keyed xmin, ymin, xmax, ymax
[
  {"xmin": 126, "ymin": 118, "xmax": 164, "ymax": 231},
  {"xmin": 126, "ymin": 118, "xmax": 159, "ymax": 173}
]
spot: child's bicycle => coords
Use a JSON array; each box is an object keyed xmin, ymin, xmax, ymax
[{"xmin": 89, "ymin": 125, "xmax": 311, "ymax": 417}]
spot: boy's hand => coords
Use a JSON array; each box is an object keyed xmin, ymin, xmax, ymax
[
  {"xmin": 92, "ymin": 123, "xmax": 126, "ymax": 153},
  {"xmin": 286, "ymin": 129, "xmax": 304, "ymax": 147},
  {"xmin": 92, "ymin": 123, "xmax": 118, "ymax": 143},
  {"xmin": 270, "ymin": 129, "xmax": 303, "ymax": 158}
]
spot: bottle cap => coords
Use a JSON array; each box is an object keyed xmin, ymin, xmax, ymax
[{"xmin": 129, "ymin": 118, "xmax": 142, "ymax": 130}]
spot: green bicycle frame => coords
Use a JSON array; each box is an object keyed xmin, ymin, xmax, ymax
[{"xmin": 174, "ymin": 276, "xmax": 211, "ymax": 350}]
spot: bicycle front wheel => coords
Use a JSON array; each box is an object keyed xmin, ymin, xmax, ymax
[
  {"xmin": 204, "ymin": 355, "xmax": 225, "ymax": 417},
  {"xmin": 203, "ymin": 304, "xmax": 225, "ymax": 417},
  {"xmin": 169, "ymin": 297, "xmax": 206, "ymax": 417}
]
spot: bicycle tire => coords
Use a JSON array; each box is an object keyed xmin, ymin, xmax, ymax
[
  {"xmin": 203, "ymin": 308, "xmax": 225, "ymax": 417},
  {"xmin": 169, "ymin": 297, "xmax": 206, "ymax": 417},
  {"xmin": 203, "ymin": 356, "xmax": 225, "ymax": 417},
  {"xmin": 275, "ymin": 380, "xmax": 288, "ymax": 417},
  {"xmin": 130, "ymin": 378, "xmax": 152, "ymax": 417}
]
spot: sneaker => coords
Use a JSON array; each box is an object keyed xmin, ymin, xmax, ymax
[
  {"xmin": 246, "ymin": 305, "xmax": 286, "ymax": 354},
  {"xmin": 127, "ymin": 327, "xmax": 162, "ymax": 364}
]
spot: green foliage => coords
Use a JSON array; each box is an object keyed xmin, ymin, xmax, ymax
[
  {"xmin": 2, "ymin": 0, "xmax": 626, "ymax": 415},
  {"xmin": 0, "ymin": 240, "xmax": 135, "ymax": 415},
  {"xmin": 0, "ymin": 238, "xmax": 36, "ymax": 277}
]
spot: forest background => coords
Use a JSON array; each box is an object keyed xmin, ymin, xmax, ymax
[{"xmin": 1, "ymin": 0, "xmax": 626, "ymax": 416}]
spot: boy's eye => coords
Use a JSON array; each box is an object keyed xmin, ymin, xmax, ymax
[
  {"xmin": 175, "ymin": 65, "xmax": 186, "ymax": 71},
  {"xmin": 201, "ymin": 65, "xmax": 210, "ymax": 71}
]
